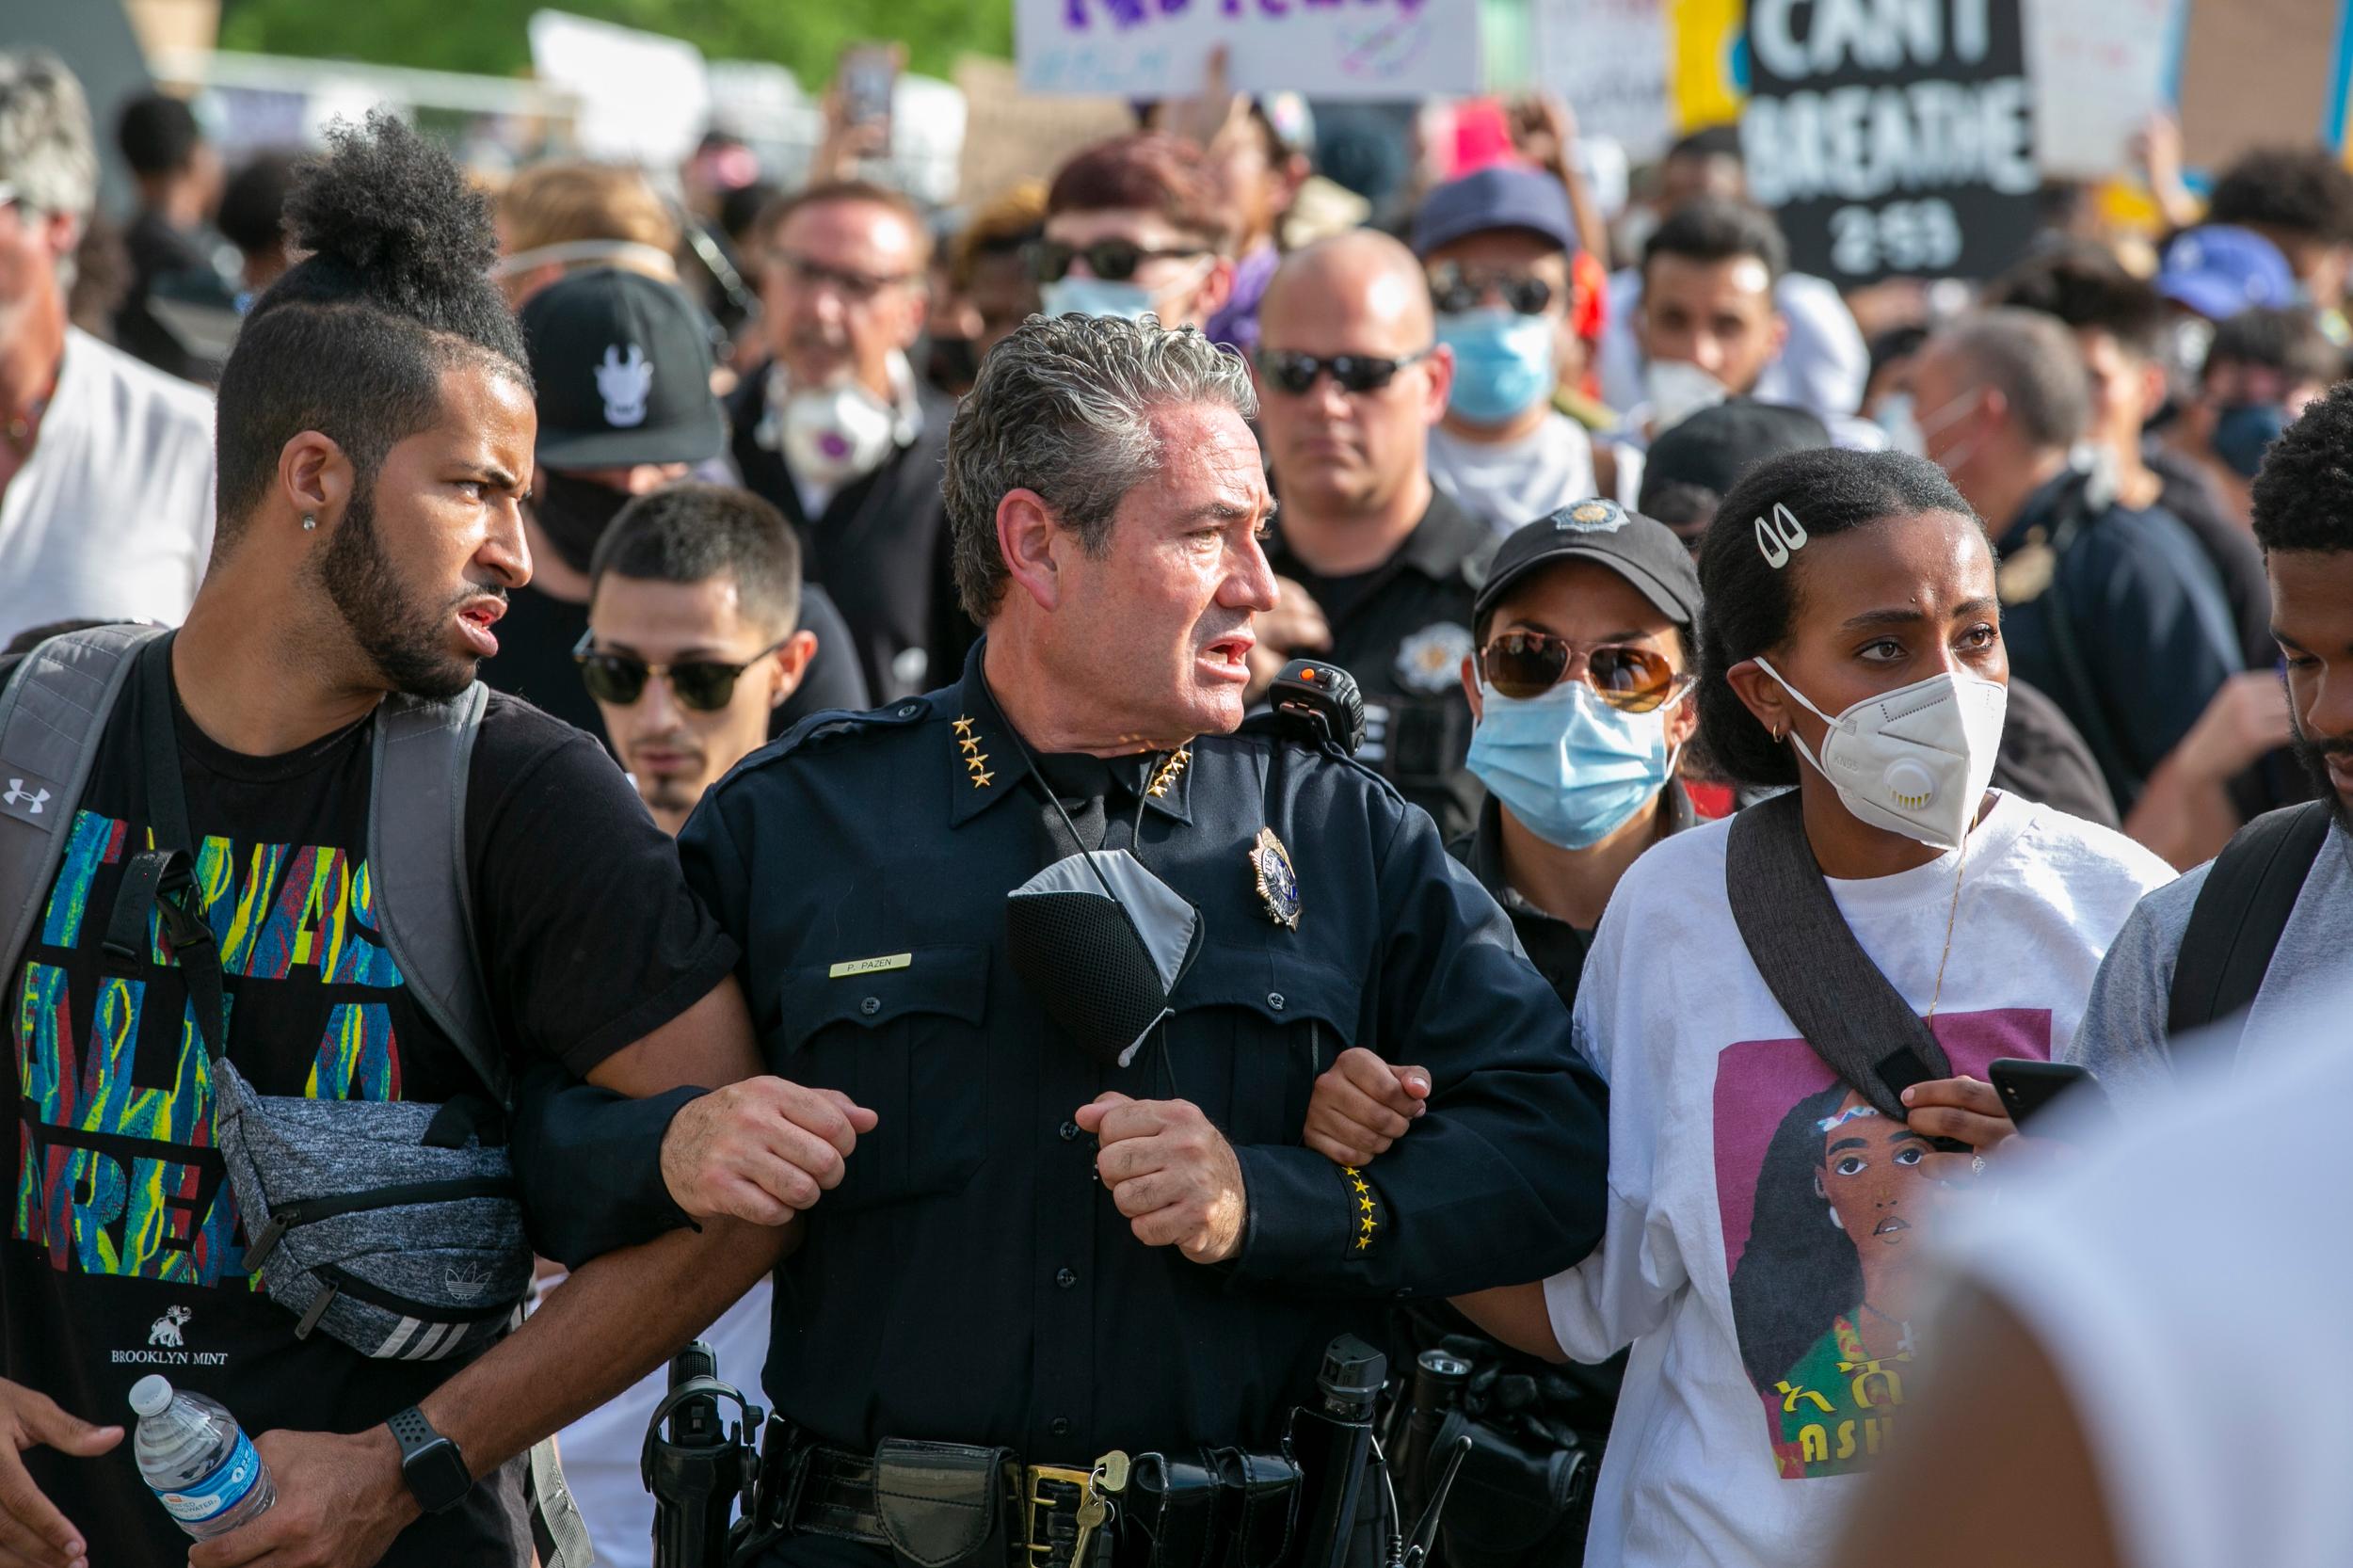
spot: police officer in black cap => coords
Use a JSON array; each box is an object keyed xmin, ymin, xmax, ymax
[
  {"xmin": 515, "ymin": 314, "xmax": 1609, "ymax": 1568},
  {"xmin": 1299, "ymin": 499, "xmax": 1702, "ymax": 1565},
  {"xmin": 484, "ymin": 265, "xmax": 869, "ymax": 735}
]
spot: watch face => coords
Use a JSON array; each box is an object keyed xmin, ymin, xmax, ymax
[{"xmin": 405, "ymin": 1437, "xmax": 472, "ymax": 1514}]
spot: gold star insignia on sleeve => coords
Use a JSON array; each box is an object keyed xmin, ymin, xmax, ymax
[{"xmin": 1357, "ymin": 1194, "xmax": 1374, "ymax": 1212}]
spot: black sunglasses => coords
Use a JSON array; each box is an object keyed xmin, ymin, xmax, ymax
[
  {"xmin": 1031, "ymin": 238, "xmax": 1209, "ymax": 283},
  {"xmin": 573, "ymin": 629, "xmax": 790, "ymax": 712},
  {"xmin": 1255, "ymin": 347, "xmax": 1434, "ymax": 395},
  {"xmin": 1428, "ymin": 265, "xmax": 1557, "ymax": 317}
]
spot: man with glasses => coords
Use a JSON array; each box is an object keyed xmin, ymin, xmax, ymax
[
  {"xmin": 0, "ymin": 52, "xmax": 216, "ymax": 644},
  {"xmin": 1412, "ymin": 167, "xmax": 1603, "ymax": 535},
  {"xmin": 1251, "ymin": 230, "xmax": 1494, "ymax": 839},
  {"xmin": 1036, "ymin": 133, "xmax": 1236, "ymax": 331},
  {"xmin": 729, "ymin": 180, "xmax": 960, "ymax": 699}
]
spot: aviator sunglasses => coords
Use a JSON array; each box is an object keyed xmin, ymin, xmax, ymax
[
  {"xmin": 1255, "ymin": 347, "xmax": 1434, "ymax": 395},
  {"xmin": 1478, "ymin": 632, "xmax": 1689, "ymax": 712},
  {"xmin": 573, "ymin": 629, "xmax": 790, "ymax": 712}
]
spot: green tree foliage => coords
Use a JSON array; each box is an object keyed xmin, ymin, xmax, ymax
[{"xmin": 216, "ymin": 0, "xmax": 1014, "ymax": 93}]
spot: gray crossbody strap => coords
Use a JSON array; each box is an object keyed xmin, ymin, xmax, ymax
[
  {"xmin": 368, "ymin": 682, "xmax": 508, "ymax": 1104},
  {"xmin": 0, "ymin": 625, "xmax": 168, "ymax": 977},
  {"xmin": 1724, "ymin": 791, "xmax": 1953, "ymax": 1118}
]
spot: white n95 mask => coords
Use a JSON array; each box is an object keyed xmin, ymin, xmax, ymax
[{"xmin": 1754, "ymin": 659, "xmax": 2009, "ymax": 850}]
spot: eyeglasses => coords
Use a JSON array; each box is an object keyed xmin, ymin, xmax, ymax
[
  {"xmin": 1478, "ymin": 632, "xmax": 1689, "ymax": 712},
  {"xmin": 1031, "ymin": 238, "xmax": 1209, "ymax": 284},
  {"xmin": 1256, "ymin": 347, "xmax": 1434, "ymax": 395},
  {"xmin": 767, "ymin": 250, "xmax": 915, "ymax": 303},
  {"xmin": 1428, "ymin": 264, "xmax": 1557, "ymax": 317},
  {"xmin": 573, "ymin": 629, "xmax": 791, "ymax": 712}
]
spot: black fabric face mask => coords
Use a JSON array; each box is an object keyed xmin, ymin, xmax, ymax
[
  {"xmin": 1004, "ymin": 849, "xmax": 1204, "ymax": 1067},
  {"xmin": 531, "ymin": 471, "xmax": 632, "ymax": 575}
]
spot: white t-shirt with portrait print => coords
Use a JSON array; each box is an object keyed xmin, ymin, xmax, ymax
[{"xmin": 1542, "ymin": 792, "xmax": 2174, "ymax": 1568}]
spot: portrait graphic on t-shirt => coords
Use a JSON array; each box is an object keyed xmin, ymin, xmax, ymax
[{"xmin": 1712, "ymin": 1011, "xmax": 2051, "ymax": 1480}]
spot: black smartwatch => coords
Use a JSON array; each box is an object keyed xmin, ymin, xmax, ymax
[{"xmin": 389, "ymin": 1405, "xmax": 472, "ymax": 1514}]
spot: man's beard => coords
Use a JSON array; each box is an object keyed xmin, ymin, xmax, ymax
[
  {"xmin": 316, "ymin": 482, "xmax": 493, "ymax": 700},
  {"xmin": 2287, "ymin": 707, "xmax": 2353, "ymax": 835}
]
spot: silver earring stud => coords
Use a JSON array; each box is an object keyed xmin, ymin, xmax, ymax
[{"xmin": 302, "ymin": 514, "xmax": 317, "ymax": 531}]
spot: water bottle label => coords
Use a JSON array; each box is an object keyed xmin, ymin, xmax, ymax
[{"xmin": 152, "ymin": 1430, "xmax": 262, "ymax": 1525}]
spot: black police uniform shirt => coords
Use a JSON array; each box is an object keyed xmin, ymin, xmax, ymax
[
  {"xmin": 644, "ymin": 639, "xmax": 1608, "ymax": 1464},
  {"xmin": 728, "ymin": 369, "xmax": 962, "ymax": 703},
  {"xmin": 1261, "ymin": 491, "xmax": 1497, "ymax": 842},
  {"xmin": 479, "ymin": 580, "xmax": 873, "ymax": 743},
  {"xmin": 1, "ymin": 676, "xmax": 736, "ymax": 1566},
  {"xmin": 1992, "ymin": 468, "xmax": 2241, "ymax": 812}
]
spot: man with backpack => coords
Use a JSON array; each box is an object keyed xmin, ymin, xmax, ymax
[
  {"xmin": 0, "ymin": 117, "xmax": 852, "ymax": 1568},
  {"xmin": 2072, "ymin": 380, "xmax": 2353, "ymax": 1097}
]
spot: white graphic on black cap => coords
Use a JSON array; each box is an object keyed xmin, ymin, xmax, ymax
[{"xmin": 597, "ymin": 344, "xmax": 653, "ymax": 427}]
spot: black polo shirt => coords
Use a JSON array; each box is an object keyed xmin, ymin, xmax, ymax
[{"xmin": 1262, "ymin": 491, "xmax": 1496, "ymax": 840}]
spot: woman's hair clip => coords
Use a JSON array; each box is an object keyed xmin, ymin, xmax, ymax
[{"xmin": 1754, "ymin": 503, "xmax": 1809, "ymax": 569}]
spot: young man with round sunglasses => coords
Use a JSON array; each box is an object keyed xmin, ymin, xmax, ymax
[
  {"xmin": 1251, "ymin": 230, "xmax": 1495, "ymax": 840},
  {"xmin": 1036, "ymin": 133, "xmax": 1235, "ymax": 331},
  {"xmin": 577, "ymin": 483, "xmax": 818, "ymax": 835},
  {"xmin": 1411, "ymin": 167, "xmax": 1604, "ymax": 535}
]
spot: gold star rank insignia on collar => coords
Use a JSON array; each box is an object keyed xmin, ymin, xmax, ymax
[
  {"xmin": 953, "ymin": 715, "xmax": 992, "ymax": 788},
  {"xmin": 1146, "ymin": 747, "xmax": 1191, "ymax": 798},
  {"xmin": 1251, "ymin": 826, "xmax": 1300, "ymax": 929}
]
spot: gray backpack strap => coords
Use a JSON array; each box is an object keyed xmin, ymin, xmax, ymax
[
  {"xmin": 0, "ymin": 624, "xmax": 168, "ymax": 972},
  {"xmin": 527, "ymin": 1435, "xmax": 598, "ymax": 1567},
  {"xmin": 367, "ymin": 681, "xmax": 508, "ymax": 1104},
  {"xmin": 1724, "ymin": 790, "xmax": 1954, "ymax": 1118}
]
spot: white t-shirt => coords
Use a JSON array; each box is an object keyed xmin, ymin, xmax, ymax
[
  {"xmin": 1939, "ymin": 985, "xmax": 2353, "ymax": 1568},
  {"xmin": 554, "ymin": 1278, "xmax": 775, "ymax": 1568},
  {"xmin": 1426, "ymin": 412, "xmax": 1597, "ymax": 536},
  {"xmin": 1542, "ymin": 794, "xmax": 2174, "ymax": 1568},
  {"xmin": 0, "ymin": 328, "xmax": 216, "ymax": 644}
]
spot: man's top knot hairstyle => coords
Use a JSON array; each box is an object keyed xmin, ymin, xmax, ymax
[
  {"xmin": 214, "ymin": 112, "xmax": 530, "ymax": 545},
  {"xmin": 2250, "ymin": 381, "xmax": 2353, "ymax": 555}
]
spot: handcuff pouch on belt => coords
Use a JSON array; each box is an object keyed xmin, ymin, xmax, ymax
[{"xmin": 1124, "ymin": 1448, "xmax": 1301, "ymax": 1568}]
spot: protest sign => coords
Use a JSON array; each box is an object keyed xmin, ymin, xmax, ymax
[
  {"xmin": 1740, "ymin": 0, "xmax": 2040, "ymax": 285},
  {"xmin": 2025, "ymin": 0, "xmax": 2179, "ymax": 179},
  {"xmin": 529, "ymin": 9, "xmax": 710, "ymax": 166},
  {"xmin": 1534, "ymin": 0, "xmax": 1674, "ymax": 161},
  {"xmin": 956, "ymin": 54, "xmax": 1135, "ymax": 203},
  {"xmin": 1014, "ymin": 0, "xmax": 1481, "ymax": 101},
  {"xmin": 1666, "ymin": 0, "xmax": 1747, "ymax": 135},
  {"xmin": 2177, "ymin": 0, "xmax": 2345, "ymax": 172}
]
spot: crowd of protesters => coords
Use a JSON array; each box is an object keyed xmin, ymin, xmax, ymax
[{"xmin": 4, "ymin": 33, "xmax": 2353, "ymax": 1568}]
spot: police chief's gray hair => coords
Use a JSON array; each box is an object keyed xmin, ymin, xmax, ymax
[
  {"xmin": 0, "ymin": 52, "xmax": 98, "ymax": 225},
  {"xmin": 943, "ymin": 312, "xmax": 1257, "ymax": 623}
]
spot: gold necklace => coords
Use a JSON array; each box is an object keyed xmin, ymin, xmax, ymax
[{"xmin": 1922, "ymin": 824, "xmax": 1973, "ymax": 1026}]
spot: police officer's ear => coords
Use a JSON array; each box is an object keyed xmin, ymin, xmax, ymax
[
  {"xmin": 997, "ymin": 487, "xmax": 1068, "ymax": 612},
  {"xmin": 1459, "ymin": 650, "xmax": 1484, "ymax": 720},
  {"xmin": 770, "ymin": 629, "xmax": 819, "ymax": 709}
]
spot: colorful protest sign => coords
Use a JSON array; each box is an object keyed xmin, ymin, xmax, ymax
[
  {"xmin": 1740, "ymin": 0, "xmax": 2041, "ymax": 284},
  {"xmin": 1014, "ymin": 0, "xmax": 1482, "ymax": 101}
]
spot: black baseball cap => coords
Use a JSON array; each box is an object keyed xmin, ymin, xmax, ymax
[
  {"xmin": 1475, "ymin": 499, "xmax": 1703, "ymax": 632},
  {"xmin": 519, "ymin": 267, "xmax": 727, "ymax": 469},
  {"xmin": 1637, "ymin": 400, "xmax": 1830, "ymax": 515},
  {"xmin": 1411, "ymin": 167, "xmax": 1577, "ymax": 258}
]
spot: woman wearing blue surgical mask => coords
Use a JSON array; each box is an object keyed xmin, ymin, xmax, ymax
[{"xmin": 1299, "ymin": 451, "xmax": 2178, "ymax": 1568}]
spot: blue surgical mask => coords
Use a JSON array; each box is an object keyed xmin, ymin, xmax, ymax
[
  {"xmin": 1040, "ymin": 276, "xmax": 1157, "ymax": 322},
  {"xmin": 1873, "ymin": 392, "xmax": 1924, "ymax": 456},
  {"xmin": 1465, "ymin": 680, "xmax": 1680, "ymax": 851},
  {"xmin": 2212, "ymin": 401, "xmax": 2291, "ymax": 479},
  {"xmin": 1437, "ymin": 307, "xmax": 1555, "ymax": 424}
]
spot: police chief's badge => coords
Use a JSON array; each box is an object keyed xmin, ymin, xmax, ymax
[{"xmin": 1250, "ymin": 827, "xmax": 1301, "ymax": 930}]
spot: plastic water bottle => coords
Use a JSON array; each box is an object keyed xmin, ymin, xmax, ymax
[{"xmin": 129, "ymin": 1375, "xmax": 275, "ymax": 1539}]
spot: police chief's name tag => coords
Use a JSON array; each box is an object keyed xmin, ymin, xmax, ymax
[{"xmin": 828, "ymin": 952, "xmax": 912, "ymax": 979}]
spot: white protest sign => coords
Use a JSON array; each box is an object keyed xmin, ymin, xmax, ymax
[
  {"xmin": 1015, "ymin": 0, "xmax": 1481, "ymax": 101},
  {"xmin": 1532, "ymin": 0, "xmax": 1673, "ymax": 162},
  {"xmin": 2025, "ymin": 0, "xmax": 2180, "ymax": 179},
  {"xmin": 529, "ymin": 10, "xmax": 711, "ymax": 166}
]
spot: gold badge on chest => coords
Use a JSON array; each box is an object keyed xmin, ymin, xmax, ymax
[{"xmin": 1250, "ymin": 826, "xmax": 1300, "ymax": 930}]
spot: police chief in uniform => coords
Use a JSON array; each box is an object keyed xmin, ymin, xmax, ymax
[{"xmin": 520, "ymin": 314, "xmax": 1609, "ymax": 1568}]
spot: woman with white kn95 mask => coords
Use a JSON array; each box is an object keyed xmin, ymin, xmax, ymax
[{"xmin": 1301, "ymin": 448, "xmax": 2178, "ymax": 1568}]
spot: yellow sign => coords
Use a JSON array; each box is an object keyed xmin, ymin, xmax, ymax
[
  {"xmin": 1668, "ymin": 0, "xmax": 1747, "ymax": 132},
  {"xmin": 828, "ymin": 952, "xmax": 913, "ymax": 980}
]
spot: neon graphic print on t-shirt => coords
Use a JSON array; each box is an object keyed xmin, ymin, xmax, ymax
[
  {"xmin": 1712, "ymin": 1009, "xmax": 2051, "ymax": 1480},
  {"xmin": 11, "ymin": 808, "xmax": 407, "ymax": 1286}
]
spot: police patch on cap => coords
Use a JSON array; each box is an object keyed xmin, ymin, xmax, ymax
[
  {"xmin": 1557, "ymin": 500, "xmax": 1628, "ymax": 534},
  {"xmin": 1250, "ymin": 827, "xmax": 1300, "ymax": 930}
]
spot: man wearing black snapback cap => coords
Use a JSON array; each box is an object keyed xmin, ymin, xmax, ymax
[
  {"xmin": 1636, "ymin": 399, "xmax": 1831, "ymax": 555},
  {"xmin": 485, "ymin": 266, "xmax": 867, "ymax": 738}
]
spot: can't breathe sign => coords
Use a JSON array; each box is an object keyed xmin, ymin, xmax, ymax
[{"xmin": 1739, "ymin": 0, "xmax": 2039, "ymax": 285}]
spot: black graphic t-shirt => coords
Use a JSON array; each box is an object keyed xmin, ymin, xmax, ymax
[{"xmin": 3, "ymin": 676, "xmax": 736, "ymax": 1564}]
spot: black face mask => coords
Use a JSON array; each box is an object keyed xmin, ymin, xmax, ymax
[{"xmin": 532, "ymin": 471, "xmax": 632, "ymax": 575}]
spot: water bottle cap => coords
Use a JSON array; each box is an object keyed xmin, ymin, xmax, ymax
[{"xmin": 129, "ymin": 1375, "xmax": 174, "ymax": 1417}]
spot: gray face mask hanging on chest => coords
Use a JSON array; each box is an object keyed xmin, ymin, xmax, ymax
[{"xmin": 1005, "ymin": 848, "xmax": 1204, "ymax": 1068}]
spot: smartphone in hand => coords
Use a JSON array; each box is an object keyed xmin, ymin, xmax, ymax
[{"xmin": 1989, "ymin": 1058, "xmax": 2113, "ymax": 1133}]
